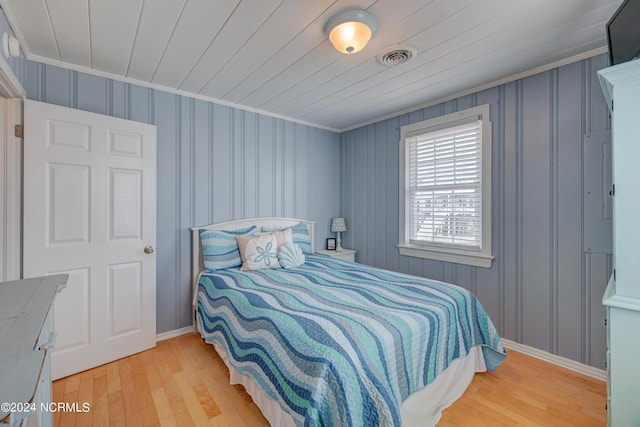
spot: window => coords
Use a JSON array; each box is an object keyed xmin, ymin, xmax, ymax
[{"xmin": 398, "ymin": 104, "xmax": 493, "ymax": 268}]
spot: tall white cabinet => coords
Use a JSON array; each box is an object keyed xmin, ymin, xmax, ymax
[{"xmin": 598, "ymin": 59, "xmax": 640, "ymax": 426}]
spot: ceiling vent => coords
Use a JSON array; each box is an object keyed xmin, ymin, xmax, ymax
[{"xmin": 376, "ymin": 44, "xmax": 417, "ymax": 66}]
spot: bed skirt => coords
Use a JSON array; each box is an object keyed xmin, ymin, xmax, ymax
[{"xmin": 206, "ymin": 326, "xmax": 486, "ymax": 427}]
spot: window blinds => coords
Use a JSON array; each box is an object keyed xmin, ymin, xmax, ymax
[{"xmin": 407, "ymin": 120, "xmax": 482, "ymax": 249}]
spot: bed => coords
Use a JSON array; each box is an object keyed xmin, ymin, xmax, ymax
[{"xmin": 191, "ymin": 217, "xmax": 506, "ymax": 427}]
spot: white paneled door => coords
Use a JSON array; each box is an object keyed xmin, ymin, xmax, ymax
[{"xmin": 23, "ymin": 100, "xmax": 156, "ymax": 380}]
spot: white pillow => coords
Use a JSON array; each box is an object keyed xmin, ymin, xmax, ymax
[
  {"xmin": 278, "ymin": 242, "xmax": 305, "ymax": 269},
  {"xmin": 258, "ymin": 228, "xmax": 293, "ymax": 249},
  {"xmin": 236, "ymin": 234, "xmax": 281, "ymax": 271}
]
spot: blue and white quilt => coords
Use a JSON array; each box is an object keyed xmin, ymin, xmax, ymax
[{"xmin": 196, "ymin": 254, "xmax": 506, "ymax": 427}]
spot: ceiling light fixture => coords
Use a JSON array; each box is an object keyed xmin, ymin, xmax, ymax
[{"xmin": 324, "ymin": 10, "xmax": 377, "ymax": 54}]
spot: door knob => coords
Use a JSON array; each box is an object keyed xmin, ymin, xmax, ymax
[{"xmin": 144, "ymin": 245, "xmax": 155, "ymax": 254}]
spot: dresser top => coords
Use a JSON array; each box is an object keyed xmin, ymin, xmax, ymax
[{"xmin": 0, "ymin": 275, "xmax": 67, "ymax": 420}]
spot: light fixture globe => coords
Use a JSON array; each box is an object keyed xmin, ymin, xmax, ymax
[{"xmin": 324, "ymin": 10, "xmax": 378, "ymax": 54}]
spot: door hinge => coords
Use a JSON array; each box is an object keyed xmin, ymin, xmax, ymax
[
  {"xmin": 613, "ymin": 269, "xmax": 616, "ymax": 281},
  {"xmin": 14, "ymin": 124, "xmax": 23, "ymax": 138}
]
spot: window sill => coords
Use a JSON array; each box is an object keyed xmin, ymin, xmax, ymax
[{"xmin": 397, "ymin": 244, "xmax": 494, "ymax": 268}]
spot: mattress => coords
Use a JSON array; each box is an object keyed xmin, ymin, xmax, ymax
[{"xmin": 195, "ymin": 254, "xmax": 506, "ymax": 426}]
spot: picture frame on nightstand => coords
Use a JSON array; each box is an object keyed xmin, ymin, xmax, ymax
[{"xmin": 326, "ymin": 238, "xmax": 336, "ymax": 250}]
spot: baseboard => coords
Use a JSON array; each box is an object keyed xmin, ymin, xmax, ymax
[
  {"xmin": 154, "ymin": 328, "xmax": 607, "ymax": 381},
  {"xmin": 501, "ymin": 339, "xmax": 606, "ymax": 382},
  {"xmin": 156, "ymin": 325, "xmax": 194, "ymax": 342}
]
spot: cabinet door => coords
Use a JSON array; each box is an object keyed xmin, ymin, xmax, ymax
[{"xmin": 610, "ymin": 73, "xmax": 640, "ymax": 298}]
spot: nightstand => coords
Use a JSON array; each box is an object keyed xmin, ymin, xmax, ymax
[{"xmin": 316, "ymin": 248, "xmax": 357, "ymax": 262}]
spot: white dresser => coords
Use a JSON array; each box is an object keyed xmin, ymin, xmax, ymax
[
  {"xmin": 0, "ymin": 275, "xmax": 67, "ymax": 427},
  {"xmin": 598, "ymin": 59, "xmax": 640, "ymax": 427}
]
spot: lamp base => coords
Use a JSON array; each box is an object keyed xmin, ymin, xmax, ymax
[{"xmin": 336, "ymin": 232, "xmax": 343, "ymax": 252}]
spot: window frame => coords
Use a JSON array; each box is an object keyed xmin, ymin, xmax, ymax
[{"xmin": 398, "ymin": 104, "xmax": 493, "ymax": 268}]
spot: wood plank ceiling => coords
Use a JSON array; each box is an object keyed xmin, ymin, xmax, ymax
[{"xmin": 0, "ymin": 0, "xmax": 623, "ymax": 131}]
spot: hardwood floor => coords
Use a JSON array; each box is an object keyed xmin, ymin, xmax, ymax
[{"xmin": 52, "ymin": 333, "xmax": 606, "ymax": 426}]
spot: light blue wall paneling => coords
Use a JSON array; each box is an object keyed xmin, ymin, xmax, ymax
[
  {"xmin": 5, "ymin": 25, "xmax": 611, "ymax": 366},
  {"xmin": 16, "ymin": 60, "xmax": 341, "ymax": 334},
  {"xmin": 340, "ymin": 54, "xmax": 612, "ymax": 369}
]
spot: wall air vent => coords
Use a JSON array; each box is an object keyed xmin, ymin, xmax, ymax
[{"xmin": 376, "ymin": 44, "xmax": 417, "ymax": 66}]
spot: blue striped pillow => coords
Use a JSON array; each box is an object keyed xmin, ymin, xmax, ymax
[
  {"xmin": 200, "ymin": 226, "xmax": 257, "ymax": 271},
  {"xmin": 262, "ymin": 223, "xmax": 312, "ymax": 254}
]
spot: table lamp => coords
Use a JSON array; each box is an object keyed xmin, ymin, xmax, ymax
[{"xmin": 330, "ymin": 217, "xmax": 347, "ymax": 252}]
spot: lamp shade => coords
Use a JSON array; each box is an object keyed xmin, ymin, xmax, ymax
[
  {"xmin": 330, "ymin": 217, "xmax": 347, "ymax": 232},
  {"xmin": 324, "ymin": 10, "xmax": 377, "ymax": 54}
]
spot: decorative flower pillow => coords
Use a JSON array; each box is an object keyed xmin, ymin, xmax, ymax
[
  {"xmin": 278, "ymin": 242, "xmax": 305, "ymax": 269},
  {"xmin": 262, "ymin": 223, "xmax": 313, "ymax": 254},
  {"xmin": 236, "ymin": 234, "xmax": 281, "ymax": 271},
  {"xmin": 259, "ymin": 228, "xmax": 293, "ymax": 249}
]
